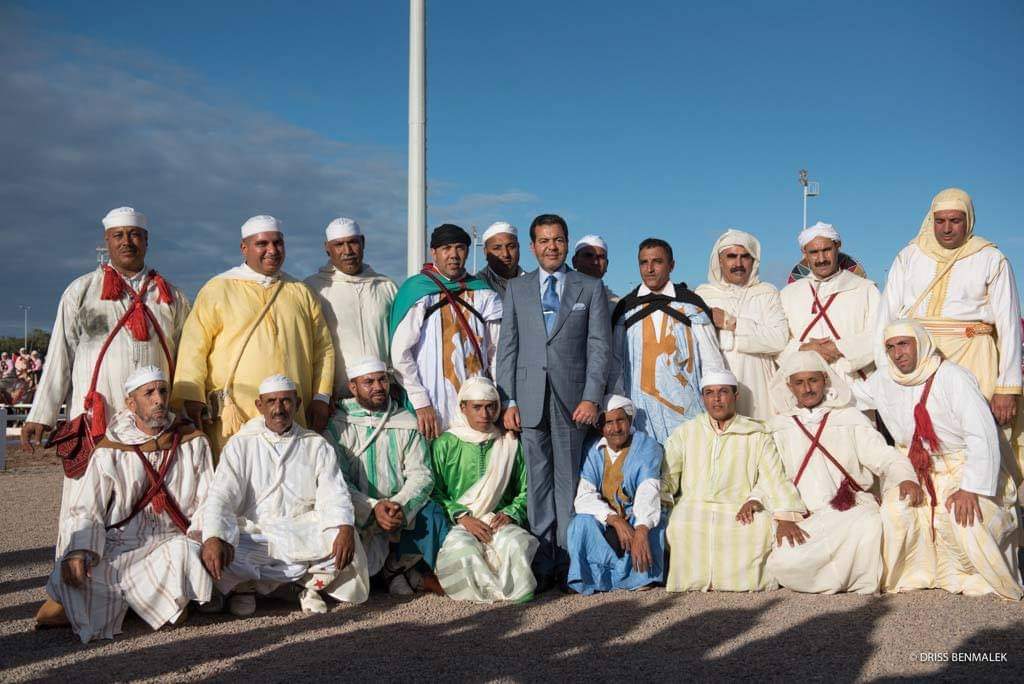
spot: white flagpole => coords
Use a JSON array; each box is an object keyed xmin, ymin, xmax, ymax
[{"xmin": 407, "ymin": 0, "xmax": 427, "ymax": 275}]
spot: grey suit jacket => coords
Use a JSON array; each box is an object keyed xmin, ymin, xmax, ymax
[{"xmin": 496, "ymin": 268, "xmax": 611, "ymax": 428}]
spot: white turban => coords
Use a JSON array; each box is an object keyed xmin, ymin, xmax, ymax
[
  {"xmin": 456, "ymin": 375, "xmax": 500, "ymax": 404},
  {"xmin": 258, "ymin": 374, "xmax": 297, "ymax": 395},
  {"xmin": 102, "ymin": 206, "xmax": 147, "ymax": 231},
  {"xmin": 702, "ymin": 370, "xmax": 738, "ymax": 388},
  {"xmin": 708, "ymin": 228, "xmax": 762, "ymax": 287},
  {"xmin": 769, "ymin": 350, "xmax": 851, "ymax": 413},
  {"xmin": 325, "ymin": 217, "xmax": 361, "ymax": 241},
  {"xmin": 124, "ymin": 365, "xmax": 166, "ymax": 395},
  {"xmin": 574, "ymin": 234, "xmax": 608, "ymax": 254},
  {"xmin": 346, "ymin": 356, "xmax": 387, "ymax": 380},
  {"xmin": 482, "ymin": 221, "xmax": 517, "ymax": 244},
  {"xmin": 798, "ymin": 221, "xmax": 841, "ymax": 248},
  {"xmin": 883, "ymin": 319, "xmax": 942, "ymax": 387},
  {"xmin": 601, "ymin": 394, "xmax": 635, "ymax": 417},
  {"xmin": 241, "ymin": 215, "xmax": 282, "ymax": 239}
]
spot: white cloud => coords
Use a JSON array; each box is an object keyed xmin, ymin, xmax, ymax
[{"xmin": 0, "ymin": 10, "xmax": 540, "ymax": 335}]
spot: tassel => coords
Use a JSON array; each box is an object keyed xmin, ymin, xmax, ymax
[
  {"xmin": 125, "ymin": 301, "xmax": 151, "ymax": 341},
  {"xmin": 151, "ymin": 271, "xmax": 173, "ymax": 304},
  {"xmin": 219, "ymin": 396, "xmax": 246, "ymax": 441},
  {"xmin": 100, "ymin": 265, "xmax": 126, "ymax": 301},
  {"xmin": 829, "ymin": 477, "xmax": 857, "ymax": 511},
  {"xmin": 84, "ymin": 390, "xmax": 107, "ymax": 439}
]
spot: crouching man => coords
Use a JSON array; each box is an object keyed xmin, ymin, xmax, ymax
[
  {"xmin": 43, "ymin": 366, "xmax": 214, "ymax": 642},
  {"xmin": 201, "ymin": 374, "xmax": 369, "ymax": 616},
  {"xmin": 766, "ymin": 351, "xmax": 922, "ymax": 594}
]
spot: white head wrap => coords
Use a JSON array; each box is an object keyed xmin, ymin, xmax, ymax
[
  {"xmin": 325, "ymin": 217, "xmax": 361, "ymax": 242},
  {"xmin": 103, "ymin": 206, "xmax": 147, "ymax": 231},
  {"xmin": 702, "ymin": 370, "xmax": 738, "ymax": 388},
  {"xmin": 258, "ymin": 374, "xmax": 297, "ymax": 395},
  {"xmin": 769, "ymin": 351, "xmax": 851, "ymax": 413},
  {"xmin": 346, "ymin": 356, "xmax": 387, "ymax": 380},
  {"xmin": 574, "ymin": 234, "xmax": 608, "ymax": 254},
  {"xmin": 798, "ymin": 221, "xmax": 841, "ymax": 248},
  {"xmin": 601, "ymin": 394, "xmax": 635, "ymax": 417},
  {"xmin": 883, "ymin": 319, "xmax": 942, "ymax": 386},
  {"xmin": 241, "ymin": 215, "xmax": 282, "ymax": 239},
  {"xmin": 482, "ymin": 221, "xmax": 517, "ymax": 244},
  {"xmin": 124, "ymin": 365, "xmax": 166, "ymax": 395},
  {"xmin": 708, "ymin": 228, "xmax": 761, "ymax": 287},
  {"xmin": 457, "ymin": 375, "xmax": 500, "ymax": 404}
]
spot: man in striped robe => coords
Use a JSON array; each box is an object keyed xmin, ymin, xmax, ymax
[
  {"xmin": 42, "ymin": 367, "xmax": 214, "ymax": 642},
  {"xmin": 766, "ymin": 352, "xmax": 921, "ymax": 595},
  {"xmin": 325, "ymin": 356, "xmax": 446, "ymax": 596},
  {"xmin": 661, "ymin": 370, "xmax": 806, "ymax": 592},
  {"xmin": 432, "ymin": 377, "xmax": 537, "ymax": 603}
]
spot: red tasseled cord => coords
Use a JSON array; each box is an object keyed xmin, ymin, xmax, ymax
[
  {"xmin": 125, "ymin": 301, "xmax": 150, "ymax": 341},
  {"xmin": 83, "ymin": 390, "xmax": 106, "ymax": 439},
  {"xmin": 829, "ymin": 477, "xmax": 858, "ymax": 512},
  {"xmin": 100, "ymin": 265, "xmax": 126, "ymax": 301},
  {"xmin": 151, "ymin": 271, "xmax": 173, "ymax": 304}
]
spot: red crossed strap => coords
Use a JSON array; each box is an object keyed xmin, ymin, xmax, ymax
[
  {"xmin": 107, "ymin": 431, "xmax": 190, "ymax": 534},
  {"xmin": 792, "ymin": 412, "xmax": 866, "ymax": 512},
  {"xmin": 799, "ymin": 283, "xmax": 841, "ymax": 342}
]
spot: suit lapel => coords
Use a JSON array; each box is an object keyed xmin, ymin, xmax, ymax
[{"xmin": 549, "ymin": 271, "xmax": 583, "ymax": 339}]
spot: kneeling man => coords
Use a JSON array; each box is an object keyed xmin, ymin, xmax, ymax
[
  {"xmin": 855, "ymin": 320, "xmax": 1022, "ymax": 599},
  {"xmin": 766, "ymin": 352, "xmax": 922, "ymax": 594},
  {"xmin": 325, "ymin": 356, "xmax": 447, "ymax": 595},
  {"xmin": 432, "ymin": 376, "xmax": 537, "ymax": 603},
  {"xmin": 45, "ymin": 366, "xmax": 214, "ymax": 643},
  {"xmin": 661, "ymin": 370, "xmax": 805, "ymax": 592},
  {"xmin": 201, "ymin": 375, "xmax": 369, "ymax": 616},
  {"xmin": 567, "ymin": 395, "xmax": 666, "ymax": 594}
]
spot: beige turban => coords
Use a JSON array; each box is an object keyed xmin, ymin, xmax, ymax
[
  {"xmin": 912, "ymin": 188, "xmax": 992, "ymax": 263},
  {"xmin": 708, "ymin": 229, "xmax": 762, "ymax": 287},
  {"xmin": 883, "ymin": 319, "xmax": 942, "ymax": 386},
  {"xmin": 769, "ymin": 351, "xmax": 851, "ymax": 413}
]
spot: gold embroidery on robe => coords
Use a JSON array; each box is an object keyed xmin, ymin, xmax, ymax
[{"xmin": 639, "ymin": 309, "xmax": 693, "ymax": 415}]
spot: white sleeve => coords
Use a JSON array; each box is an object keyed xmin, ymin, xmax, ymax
[
  {"xmin": 185, "ymin": 438, "xmax": 217, "ymax": 536},
  {"xmin": 694, "ymin": 322, "xmax": 727, "ymax": 375},
  {"xmin": 990, "ymin": 257, "xmax": 1023, "ymax": 394},
  {"xmin": 316, "ymin": 442, "xmax": 355, "ymax": 528},
  {"xmin": 390, "ymin": 300, "xmax": 431, "ymax": 410},
  {"xmin": 202, "ymin": 443, "xmax": 244, "ymax": 545},
  {"xmin": 732, "ymin": 290, "xmax": 790, "ymax": 355},
  {"xmin": 631, "ymin": 478, "xmax": 662, "ymax": 528},
  {"xmin": 27, "ymin": 282, "xmax": 82, "ymax": 427},
  {"xmin": 834, "ymin": 284, "xmax": 880, "ymax": 374},
  {"xmin": 573, "ymin": 477, "xmax": 615, "ymax": 524},
  {"xmin": 944, "ymin": 368, "xmax": 1000, "ymax": 496}
]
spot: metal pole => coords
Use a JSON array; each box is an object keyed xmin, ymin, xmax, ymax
[
  {"xmin": 803, "ymin": 186, "xmax": 808, "ymax": 231},
  {"xmin": 407, "ymin": 0, "xmax": 427, "ymax": 276},
  {"xmin": 20, "ymin": 305, "xmax": 29, "ymax": 350},
  {"xmin": 471, "ymin": 225, "xmax": 478, "ymax": 274}
]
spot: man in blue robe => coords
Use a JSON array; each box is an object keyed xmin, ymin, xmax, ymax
[{"xmin": 566, "ymin": 395, "xmax": 666, "ymax": 594}]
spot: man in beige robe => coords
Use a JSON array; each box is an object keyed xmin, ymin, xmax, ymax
[{"xmin": 697, "ymin": 229, "xmax": 790, "ymax": 420}]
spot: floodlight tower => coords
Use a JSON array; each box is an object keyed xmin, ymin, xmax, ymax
[
  {"xmin": 798, "ymin": 169, "xmax": 821, "ymax": 230},
  {"xmin": 407, "ymin": 0, "xmax": 427, "ymax": 276}
]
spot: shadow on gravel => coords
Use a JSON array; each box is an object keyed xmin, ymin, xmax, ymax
[
  {"xmin": 0, "ymin": 574, "xmax": 48, "ymax": 597},
  {"xmin": 873, "ymin": 620, "xmax": 1024, "ymax": 682},
  {"xmin": 0, "ymin": 546, "xmax": 51, "ymax": 569}
]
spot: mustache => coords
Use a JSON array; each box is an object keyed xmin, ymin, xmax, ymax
[
  {"xmin": 730, "ymin": 267, "xmax": 747, "ymax": 273},
  {"xmin": 813, "ymin": 261, "xmax": 832, "ymax": 267}
]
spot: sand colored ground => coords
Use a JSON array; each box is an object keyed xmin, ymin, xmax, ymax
[{"xmin": 1, "ymin": 451, "xmax": 1022, "ymax": 682}]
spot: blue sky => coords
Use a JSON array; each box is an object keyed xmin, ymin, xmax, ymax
[{"xmin": 2, "ymin": 1, "xmax": 1022, "ymax": 336}]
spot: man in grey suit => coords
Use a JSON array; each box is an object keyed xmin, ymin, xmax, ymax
[{"xmin": 496, "ymin": 214, "xmax": 611, "ymax": 591}]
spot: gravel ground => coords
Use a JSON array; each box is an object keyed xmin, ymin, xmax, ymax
[{"xmin": 2, "ymin": 452, "xmax": 1023, "ymax": 682}]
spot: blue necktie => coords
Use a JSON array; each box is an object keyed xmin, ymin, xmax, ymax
[{"xmin": 542, "ymin": 274, "xmax": 560, "ymax": 334}]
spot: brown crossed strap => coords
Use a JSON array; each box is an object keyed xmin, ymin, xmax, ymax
[
  {"xmin": 799, "ymin": 283, "xmax": 841, "ymax": 342},
  {"xmin": 419, "ymin": 265, "xmax": 488, "ymax": 373},
  {"xmin": 107, "ymin": 430, "xmax": 190, "ymax": 534},
  {"xmin": 792, "ymin": 413, "xmax": 863, "ymax": 490}
]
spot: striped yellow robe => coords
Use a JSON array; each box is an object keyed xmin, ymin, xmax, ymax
[{"xmin": 661, "ymin": 413, "xmax": 805, "ymax": 592}]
